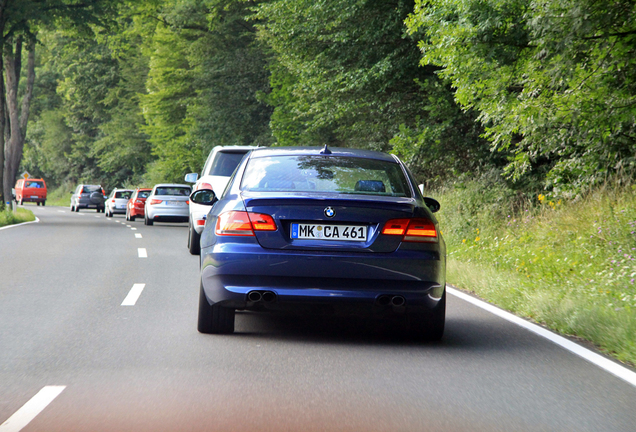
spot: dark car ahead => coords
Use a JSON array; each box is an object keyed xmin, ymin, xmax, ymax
[
  {"xmin": 191, "ymin": 146, "xmax": 446, "ymax": 338},
  {"xmin": 70, "ymin": 184, "xmax": 106, "ymax": 212}
]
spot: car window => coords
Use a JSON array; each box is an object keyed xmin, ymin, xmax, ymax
[
  {"xmin": 83, "ymin": 185, "xmax": 101, "ymax": 193},
  {"xmin": 138, "ymin": 191, "xmax": 151, "ymax": 198},
  {"xmin": 206, "ymin": 151, "xmax": 247, "ymax": 177},
  {"xmin": 25, "ymin": 181, "xmax": 44, "ymax": 188},
  {"xmin": 241, "ymin": 155, "xmax": 411, "ymax": 197},
  {"xmin": 155, "ymin": 187, "xmax": 191, "ymax": 196},
  {"xmin": 115, "ymin": 191, "xmax": 132, "ymax": 199}
]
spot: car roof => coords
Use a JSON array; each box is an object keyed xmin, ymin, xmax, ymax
[
  {"xmin": 248, "ymin": 146, "xmax": 398, "ymax": 163},
  {"xmin": 153, "ymin": 184, "xmax": 191, "ymax": 188},
  {"xmin": 212, "ymin": 145, "xmax": 259, "ymax": 153}
]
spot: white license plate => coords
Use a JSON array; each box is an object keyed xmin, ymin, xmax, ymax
[
  {"xmin": 31, "ymin": 196, "xmax": 39, "ymax": 198},
  {"xmin": 291, "ymin": 223, "xmax": 367, "ymax": 241},
  {"xmin": 167, "ymin": 201, "xmax": 184, "ymax": 206}
]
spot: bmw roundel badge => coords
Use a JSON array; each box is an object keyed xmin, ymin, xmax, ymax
[{"xmin": 324, "ymin": 207, "xmax": 335, "ymax": 218}]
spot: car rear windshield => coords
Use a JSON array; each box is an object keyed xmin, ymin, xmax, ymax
[
  {"xmin": 115, "ymin": 191, "xmax": 132, "ymax": 199},
  {"xmin": 138, "ymin": 191, "xmax": 151, "ymax": 198},
  {"xmin": 241, "ymin": 155, "xmax": 411, "ymax": 197},
  {"xmin": 24, "ymin": 181, "xmax": 44, "ymax": 188},
  {"xmin": 82, "ymin": 185, "xmax": 101, "ymax": 193},
  {"xmin": 207, "ymin": 151, "xmax": 248, "ymax": 177},
  {"xmin": 155, "ymin": 187, "xmax": 191, "ymax": 196}
]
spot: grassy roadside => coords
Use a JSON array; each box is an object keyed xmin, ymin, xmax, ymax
[
  {"xmin": 46, "ymin": 184, "xmax": 74, "ymax": 207},
  {"xmin": 0, "ymin": 207, "xmax": 36, "ymax": 228},
  {"xmin": 434, "ymin": 177, "xmax": 636, "ymax": 365}
]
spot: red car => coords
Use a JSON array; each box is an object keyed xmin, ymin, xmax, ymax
[{"xmin": 126, "ymin": 188, "xmax": 152, "ymax": 221}]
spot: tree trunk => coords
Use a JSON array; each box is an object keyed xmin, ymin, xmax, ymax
[
  {"xmin": 3, "ymin": 37, "xmax": 35, "ymax": 206},
  {"xmin": 0, "ymin": 0, "xmax": 7, "ymax": 209},
  {"xmin": 0, "ymin": 54, "xmax": 5, "ymax": 209},
  {"xmin": 3, "ymin": 37, "xmax": 22, "ymax": 206}
]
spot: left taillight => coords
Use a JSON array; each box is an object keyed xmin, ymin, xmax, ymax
[
  {"xmin": 381, "ymin": 218, "xmax": 438, "ymax": 242},
  {"xmin": 215, "ymin": 211, "xmax": 277, "ymax": 236},
  {"xmin": 149, "ymin": 199, "xmax": 162, "ymax": 205}
]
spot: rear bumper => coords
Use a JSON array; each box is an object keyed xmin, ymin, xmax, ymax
[
  {"xmin": 200, "ymin": 243, "xmax": 445, "ymax": 312},
  {"xmin": 146, "ymin": 205, "xmax": 189, "ymax": 221},
  {"xmin": 18, "ymin": 196, "xmax": 46, "ymax": 202}
]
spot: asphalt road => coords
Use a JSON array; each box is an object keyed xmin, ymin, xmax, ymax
[{"xmin": 1, "ymin": 204, "xmax": 636, "ymax": 432}]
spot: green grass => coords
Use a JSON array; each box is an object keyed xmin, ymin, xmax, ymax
[
  {"xmin": 0, "ymin": 207, "xmax": 36, "ymax": 227},
  {"xmin": 45, "ymin": 184, "xmax": 75, "ymax": 207},
  {"xmin": 435, "ymin": 178, "xmax": 636, "ymax": 365}
]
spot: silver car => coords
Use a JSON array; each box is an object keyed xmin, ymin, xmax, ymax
[
  {"xmin": 144, "ymin": 184, "xmax": 191, "ymax": 226},
  {"xmin": 105, "ymin": 188, "xmax": 133, "ymax": 217}
]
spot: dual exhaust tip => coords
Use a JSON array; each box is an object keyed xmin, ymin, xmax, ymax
[
  {"xmin": 376, "ymin": 295, "xmax": 406, "ymax": 307},
  {"xmin": 247, "ymin": 290, "xmax": 277, "ymax": 303}
]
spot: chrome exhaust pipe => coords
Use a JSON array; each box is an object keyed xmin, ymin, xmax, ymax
[
  {"xmin": 390, "ymin": 296, "xmax": 405, "ymax": 307},
  {"xmin": 247, "ymin": 291, "xmax": 263, "ymax": 302},
  {"xmin": 262, "ymin": 291, "xmax": 277, "ymax": 302}
]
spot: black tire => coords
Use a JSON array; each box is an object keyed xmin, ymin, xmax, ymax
[
  {"xmin": 37, "ymin": 202, "xmax": 40, "ymax": 206},
  {"xmin": 70, "ymin": 203, "xmax": 75, "ymax": 212},
  {"xmin": 406, "ymin": 291, "xmax": 446, "ymax": 341},
  {"xmin": 188, "ymin": 223, "xmax": 201, "ymax": 255},
  {"xmin": 75, "ymin": 205, "xmax": 80, "ymax": 212},
  {"xmin": 129, "ymin": 212, "xmax": 136, "ymax": 222},
  {"xmin": 19, "ymin": 198, "xmax": 23, "ymax": 205},
  {"xmin": 42, "ymin": 201, "xmax": 46, "ymax": 206},
  {"xmin": 144, "ymin": 215, "xmax": 153, "ymax": 226},
  {"xmin": 198, "ymin": 284, "xmax": 235, "ymax": 334}
]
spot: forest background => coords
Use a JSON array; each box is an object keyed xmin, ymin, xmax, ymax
[{"xmin": 1, "ymin": 0, "xmax": 636, "ymax": 363}]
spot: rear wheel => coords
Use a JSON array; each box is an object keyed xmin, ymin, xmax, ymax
[
  {"xmin": 198, "ymin": 284, "xmax": 235, "ymax": 334},
  {"xmin": 129, "ymin": 210, "xmax": 136, "ymax": 222},
  {"xmin": 144, "ymin": 214, "xmax": 153, "ymax": 226},
  {"xmin": 42, "ymin": 201, "xmax": 46, "ymax": 206},
  {"xmin": 37, "ymin": 202, "xmax": 40, "ymax": 206},
  {"xmin": 75, "ymin": 205, "xmax": 80, "ymax": 212},
  {"xmin": 406, "ymin": 291, "xmax": 445, "ymax": 341},
  {"xmin": 188, "ymin": 222, "xmax": 201, "ymax": 255}
]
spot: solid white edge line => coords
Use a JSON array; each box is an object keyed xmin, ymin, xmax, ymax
[
  {"xmin": 0, "ymin": 385, "xmax": 66, "ymax": 432},
  {"xmin": 135, "ymin": 233, "xmax": 142, "ymax": 238},
  {"xmin": 121, "ymin": 283, "xmax": 146, "ymax": 306},
  {"xmin": 0, "ymin": 217, "xmax": 40, "ymax": 231},
  {"xmin": 137, "ymin": 248, "xmax": 147, "ymax": 258},
  {"xmin": 447, "ymin": 286, "xmax": 636, "ymax": 387}
]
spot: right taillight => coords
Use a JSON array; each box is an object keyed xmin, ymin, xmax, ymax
[
  {"xmin": 216, "ymin": 211, "xmax": 254, "ymax": 236},
  {"xmin": 382, "ymin": 218, "xmax": 437, "ymax": 242},
  {"xmin": 215, "ymin": 211, "xmax": 277, "ymax": 236}
]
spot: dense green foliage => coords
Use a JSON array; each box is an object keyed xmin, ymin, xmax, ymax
[{"xmin": 407, "ymin": 0, "xmax": 636, "ymax": 196}]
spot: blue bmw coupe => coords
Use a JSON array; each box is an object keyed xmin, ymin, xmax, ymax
[{"xmin": 190, "ymin": 146, "xmax": 446, "ymax": 339}]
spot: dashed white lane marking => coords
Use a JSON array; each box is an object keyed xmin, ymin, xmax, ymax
[
  {"xmin": 138, "ymin": 248, "xmax": 147, "ymax": 258},
  {"xmin": 126, "ymin": 225, "xmax": 131, "ymax": 227},
  {"xmin": 121, "ymin": 283, "xmax": 146, "ymax": 306},
  {"xmin": 135, "ymin": 233, "xmax": 142, "ymax": 238},
  {"xmin": 0, "ymin": 385, "xmax": 66, "ymax": 432},
  {"xmin": 76, "ymin": 213, "xmax": 84, "ymax": 216},
  {"xmin": 94, "ymin": 216, "xmax": 100, "ymax": 218},
  {"xmin": 447, "ymin": 286, "xmax": 636, "ymax": 388},
  {"xmin": 57, "ymin": 210, "xmax": 65, "ymax": 213},
  {"xmin": 0, "ymin": 217, "xmax": 40, "ymax": 231},
  {"xmin": 131, "ymin": 228, "xmax": 137, "ymax": 231}
]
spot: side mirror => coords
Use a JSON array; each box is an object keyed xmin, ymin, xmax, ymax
[
  {"xmin": 190, "ymin": 189, "xmax": 217, "ymax": 206},
  {"xmin": 185, "ymin": 173, "xmax": 199, "ymax": 183},
  {"xmin": 423, "ymin": 197, "xmax": 441, "ymax": 213},
  {"xmin": 70, "ymin": 191, "xmax": 74, "ymax": 194}
]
